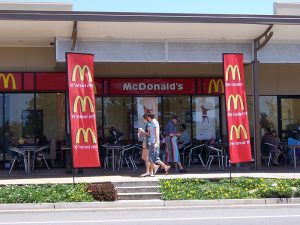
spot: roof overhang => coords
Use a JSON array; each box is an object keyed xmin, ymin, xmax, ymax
[{"xmin": 1, "ymin": 11, "xmax": 300, "ymax": 47}]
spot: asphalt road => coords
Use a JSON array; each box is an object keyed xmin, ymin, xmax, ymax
[{"xmin": 1, "ymin": 204, "xmax": 300, "ymax": 225}]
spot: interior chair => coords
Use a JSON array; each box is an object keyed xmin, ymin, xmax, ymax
[
  {"xmin": 8, "ymin": 146, "xmax": 28, "ymax": 174},
  {"xmin": 262, "ymin": 143, "xmax": 273, "ymax": 167},
  {"xmin": 32, "ymin": 145, "xmax": 50, "ymax": 170},
  {"xmin": 263, "ymin": 142, "xmax": 283, "ymax": 167},
  {"xmin": 205, "ymin": 145, "xmax": 225, "ymax": 170},
  {"xmin": 187, "ymin": 144, "xmax": 206, "ymax": 168}
]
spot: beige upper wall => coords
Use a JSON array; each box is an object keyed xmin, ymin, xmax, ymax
[
  {"xmin": 0, "ymin": 47, "xmax": 299, "ymax": 96},
  {"xmin": 0, "ymin": 47, "xmax": 56, "ymax": 72}
]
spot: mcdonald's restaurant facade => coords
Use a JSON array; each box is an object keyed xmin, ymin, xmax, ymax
[{"xmin": 1, "ymin": 2, "xmax": 300, "ymax": 171}]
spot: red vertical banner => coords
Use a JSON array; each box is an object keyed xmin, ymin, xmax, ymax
[
  {"xmin": 223, "ymin": 54, "xmax": 252, "ymax": 163},
  {"xmin": 66, "ymin": 53, "xmax": 100, "ymax": 168}
]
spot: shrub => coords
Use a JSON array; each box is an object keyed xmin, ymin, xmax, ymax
[
  {"xmin": 159, "ymin": 177, "xmax": 300, "ymax": 200},
  {"xmin": 0, "ymin": 183, "xmax": 94, "ymax": 203},
  {"xmin": 85, "ymin": 183, "xmax": 117, "ymax": 201}
]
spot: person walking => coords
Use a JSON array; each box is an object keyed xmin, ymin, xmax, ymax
[
  {"xmin": 138, "ymin": 114, "xmax": 151, "ymax": 177},
  {"xmin": 165, "ymin": 115, "xmax": 185, "ymax": 172},
  {"xmin": 146, "ymin": 113, "xmax": 170, "ymax": 176}
]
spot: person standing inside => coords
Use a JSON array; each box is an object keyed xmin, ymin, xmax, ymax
[
  {"xmin": 146, "ymin": 113, "xmax": 170, "ymax": 176},
  {"xmin": 165, "ymin": 115, "xmax": 185, "ymax": 172}
]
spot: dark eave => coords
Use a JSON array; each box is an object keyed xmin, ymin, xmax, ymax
[{"xmin": 0, "ymin": 10, "xmax": 300, "ymax": 25}]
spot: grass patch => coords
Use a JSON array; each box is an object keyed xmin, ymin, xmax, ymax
[
  {"xmin": 159, "ymin": 177, "xmax": 300, "ymax": 200},
  {"xmin": 0, "ymin": 183, "xmax": 117, "ymax": 203}
]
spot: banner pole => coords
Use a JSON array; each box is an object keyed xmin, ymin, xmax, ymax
[{"xmin": 65, "ymin": 53, "xmax": 76, "ymax": 187}]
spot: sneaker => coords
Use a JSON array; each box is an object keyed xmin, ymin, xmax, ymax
[
  {"xmin": 165, "ymin": 165, "xmax": 171, "ymax": 174},
  {"xmin": 140, "ymin": 173, "xmax": 149, "ymax": 177},
  {"xmin": 154, "ymin": 164, "xmax": 160, "ymax": 174},
  {"xmin": 149, "ymin": 174, "xmax": 155, "ymax": 177}
]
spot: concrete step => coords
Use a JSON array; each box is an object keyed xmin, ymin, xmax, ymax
[
  {"xmin": 116, "ymin": 186, "xmax": 159, "ymax": 193},
  {"xmin": 113, "ymin": 181, "xmax": 159, "ymax": 187},
  {"xmin": 118, "ymin": 192, "xmax": 161, "ymax": 200}
]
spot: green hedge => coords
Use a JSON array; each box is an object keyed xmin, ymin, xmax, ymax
[
  {"xmin": 159, "ymin": 177, "xmax": 300, "ymax": 200},
  {"xmin": 0, "ymin": 183, "xmax": 117, "ymax": 203}
]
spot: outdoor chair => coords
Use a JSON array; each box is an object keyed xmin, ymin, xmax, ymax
[
  {"xmin": 179, "ymin": 143, "xmax": 192, "ymax": 166},
  {"xmin": 8, "ymin": 146, "xmax": 28, "ymax": 175},
  {"xmin": 117, "ymin": 145, "xmax": 138, "ymax": 170},
  {"xmin": 205, "ymin": 145, "xmax": 225, "ymax": 171},
  {"xmin": 32, "ymin": 145, "xmax": 50, "ymax": 170},
  {"xmin": 187, "ymin": 144, "xmax": 206, "ymax": 168}
]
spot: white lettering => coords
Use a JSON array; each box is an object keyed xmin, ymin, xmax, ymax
[
  {"xmin": 123, "ymin": 83, "xmax": 132, "ymax": 90},
  {"xmin": 121, "ymin": 82, "xmax": 186, "ymax": 92}
]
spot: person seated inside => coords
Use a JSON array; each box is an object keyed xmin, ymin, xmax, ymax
[
  {"xmin": 178, "ymin": 124, "xmax": 191, "ymax": 149},
  {"xmin": 270, "ymin": 130, "xmax": 283, "ymax": 165},
  {"xmin": 107, "ymin": 127, "xmax": 124, "ymax": 144},
  {"xmin": 36, "ymin": 130, "xmax": 48, "ymax": 146},
  {"xmin": 261, "ymin": 128, "xmax": 282, "ymax": 166}
]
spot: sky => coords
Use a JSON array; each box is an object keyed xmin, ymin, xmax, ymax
[{"xmin": 2, "ymin": 0, "xmax": 300, "ymax": 14}]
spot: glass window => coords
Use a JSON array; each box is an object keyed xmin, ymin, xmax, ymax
[
  {"xmin": 260, "ymin": 96, "xmax": 278, "ymax": 132},
  {"xmin": 280, "ymin": 98, "xmax": 300, "ymax": 140},
  {"xmin": 162, "ymin": 96, "xmax": 191, "ymax": 138},
  {"xmin": 192, "ymin": 96, "xmax": 220, "ymax": 141},
  {"xmin": 133, "ymin": 97, "xmax": 161, "ymax": 142},
  {"xmin": 0, "ymin": 95, "xmax": 3, "ymax": 166},
  {"xmin": 103, "ymin": 97, "xmax": 132, "ymax": 144},
  {"xmin": 95, "ymin": 97, "xmax": 104, "ymax": 144},
  {"xmin": 36, "ymin": 93, "xmax": 66, "ymax": 141},
  {"xmin": 247, "ymin": 96, "xmax": 254, "ymax": 137},
  {"xmin": 5, "ymin": 94, "xmax": 34, "ymax": 143}
]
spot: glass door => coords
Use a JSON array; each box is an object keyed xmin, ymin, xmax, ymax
[{"xmin": 279, "ymin": 97, "xmax": 300, "ymax": 141}]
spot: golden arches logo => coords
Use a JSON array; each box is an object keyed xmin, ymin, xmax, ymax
[
  {"xmin": 225, "ymin": 65, "xmax": 241, "ymax": 82},
  {"xmin": 230, "ymin": 125, "xmax": 248, "ymax": 141},
  {"xmin": 73, "ymin": 96, "xmax": 95, "ymax": 113},
  {"xmin": 76, "ymin": 128, "xmax": 97, "ymax": 144},
  {"xmin": 227, "ymin": 94, "xmax": 244, "ymax": 111},
  {"xmin": 0, "ymin": 73, "xmax": 16, "ymax": 89},
  {"xmin": 208, "ymin": 79, "xmax": 224, "ymax": 93},
  {"xmin": 72, "ymin": 65, "xmax": 92, "ymax": 82}
]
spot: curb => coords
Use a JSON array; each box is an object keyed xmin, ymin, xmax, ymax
[{"xmin": 1, "ymin": 198, "xmax": 300, "ymax": 211}]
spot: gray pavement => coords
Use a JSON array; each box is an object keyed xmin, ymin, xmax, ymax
[{"xmin": 1, "ymin": 204, "xmax": 300, "ymax": 225}]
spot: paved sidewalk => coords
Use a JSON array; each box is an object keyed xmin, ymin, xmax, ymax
[{"xmin": 1, "ymin": 171, "xmax": 300, "ymax": 185}]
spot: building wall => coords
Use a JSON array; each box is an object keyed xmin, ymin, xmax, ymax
[{"xmin": 0, "ymin": 47, "xmax": 56, "ymax": 72}]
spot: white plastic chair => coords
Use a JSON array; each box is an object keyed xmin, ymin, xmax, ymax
[
  {"xmin": 205, "ymin": 145, "xmax": 225, "ymax": 170},
  {"xmin": 188, "ymin": 144, "xmax": 206, "ymax": 168}
]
